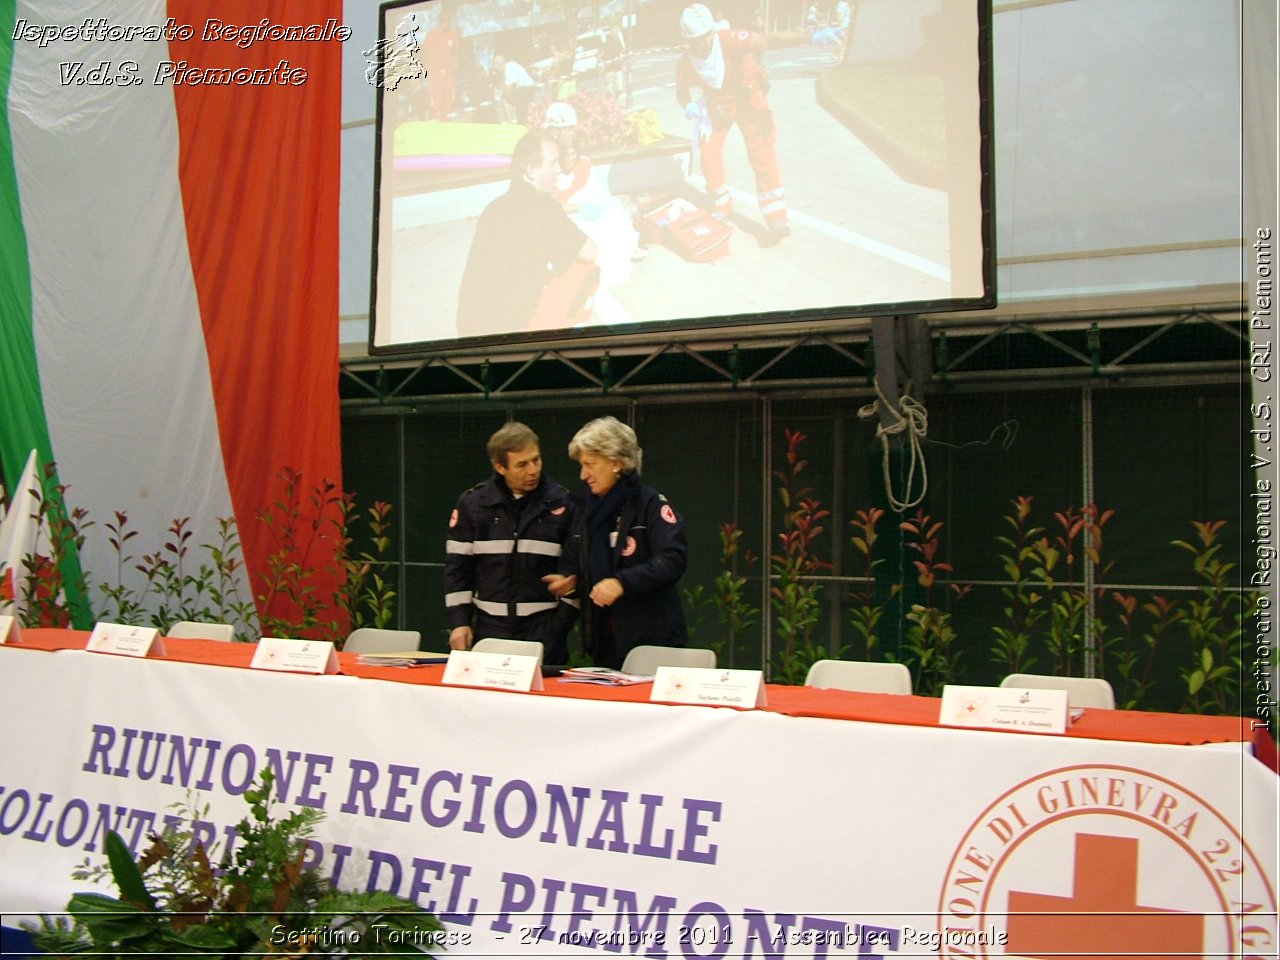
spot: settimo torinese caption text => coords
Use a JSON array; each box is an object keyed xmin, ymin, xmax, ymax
[{"xmin": 11, "ymin": 16, "xmax": 352, "ymax": 86}]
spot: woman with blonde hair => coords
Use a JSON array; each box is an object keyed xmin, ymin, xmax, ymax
[{"xmin": 543, "ymin": 416, "xmax": 688, "ymax": 667}]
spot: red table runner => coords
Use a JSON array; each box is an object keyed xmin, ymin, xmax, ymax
[{"xmin": 11, "ymin": 628, "xmax": 1275, "ymax": 770}]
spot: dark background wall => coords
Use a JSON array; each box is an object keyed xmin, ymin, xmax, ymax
[{"xmin": 340, "ymin": 375, "xmax": 1250, "ymax": 708}]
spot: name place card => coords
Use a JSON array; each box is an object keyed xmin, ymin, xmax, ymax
[
  {"xmin": 650, "ymin": 666, "xmax": 767, "ymax": 708},
  {"xmin": 939, "ymin": 684, "xmax": 1070, "ymax": 735},
  {"xmin": 442, "ymin": 649, "xmax": 543, "ymax": 692},
  {"xmin": 86, "ymin": 622, "xmax": 166, "ymax": 658},
  {"xmin": 0, "ymin": 615, "xmax": 19, "ymax": 645},
  {"xmin": 250, "ymin": 637, "xmax": 339, "ymax": 675}
]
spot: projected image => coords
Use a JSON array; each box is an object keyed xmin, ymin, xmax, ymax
[{"xmin": 371, "ymin": 0, "xmax": 991, "ymax": 350}]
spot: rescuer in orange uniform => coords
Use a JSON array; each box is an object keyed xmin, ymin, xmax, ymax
[
  {"xmin": 422, "ymin": 4, "xmax": 460, "ymax": 120},
  {"xmin": 674, "ymin": 3, "xmax": 814, "ymax": 245}
]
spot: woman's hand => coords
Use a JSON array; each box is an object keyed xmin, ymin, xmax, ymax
[
  {"xmin": 542, "ymin": 573, "xmax": 577, "ymax": 597},
  {"xmin": 589, "ymin": 577, "xmax": 625, "ymax": 607}
]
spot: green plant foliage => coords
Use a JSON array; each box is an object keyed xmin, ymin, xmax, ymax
[
  {"xmin": 15, "ymin": 462, "xmax": 91, "ymax": 628},
  {"xmin": 898, "ymin": 509, "xmax": 967, "ymax": 697},
  {"xmin": 1173, "ymin": 520, "xmax": 1257, "ymax": 715},
  {"xmin": 257, "ymin": 470, "xmax": 400, "ymax": 646},
  {"xmin": 847, "ymin": 507, "xmax": 898, "ymax": 661},
  {"xmin": 10, "ymin": 463, "xmax": 399, "ymax": 647},
  {"xmin": 25, "ymin": 767, "xmax": 444, "ymax": 958},
  {"xmin": 9, "ymin": 448, "xmax": 1267, "ymax": 726},
  {"xmin": 1109, "ymin": 592, "xmax": 1183, "ymax": 710},
  {"xmin": 93, "ymin": 510, "xmax": 258, "ymax": 640},
  {"xmin": 710, "ymin": 522, "xmax": 760, "ymax": 663},
  {"xmin": 680, "ymin": 583, "xmax": 713, "ymax": 646},
  {"xmin": 990, "ymin": 496, "xmax": 1044, "ymax": 677},
  {"xmin": 769, "ymin": 429, "xmax": 835, "ymax": 683}
]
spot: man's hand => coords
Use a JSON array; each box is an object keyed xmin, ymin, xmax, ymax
[
  {"xmin": 449, "ymin": 625, "xmax": 473, "ymax": 650},
  {"xmin": 590, "ymin": 577, "xmax": 624, "ymax": 607},
  {"xmin": 542, "ymin": 573, "xmax": 577, "ymax": 597}
]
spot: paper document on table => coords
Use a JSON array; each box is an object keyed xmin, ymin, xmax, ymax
[
  {"xmin": 559, "ymin": 667, "xmax": 654, "ymax": 686},
  {"xmin": 355, "ymin": 651, "xmax": 450, "ymax": 667}
]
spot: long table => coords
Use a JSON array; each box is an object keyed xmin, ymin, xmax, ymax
[{"xmin": 2, "ymin": 630, "xmax": 1276, "ymax": 958}]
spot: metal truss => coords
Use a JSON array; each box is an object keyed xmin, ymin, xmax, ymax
[{"xmin": 339, "ymin": 302, "xmax": 1247, "ymax": 412}]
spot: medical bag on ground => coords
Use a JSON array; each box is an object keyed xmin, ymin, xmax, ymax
[{"xmin": 638, "ymin": 196, "xmax": 732, "ymax": 263}]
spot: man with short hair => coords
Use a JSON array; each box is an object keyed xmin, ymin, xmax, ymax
[
  {"xmin": 456, "ymin": 130, "xmax": 599, "ymax": 339},
  {"xmin": 444, "ymin": 421, "xmax": 577, "ymax": 663}
]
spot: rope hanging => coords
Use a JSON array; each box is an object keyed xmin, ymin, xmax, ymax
[{"xmin": 857, "ymin": 380, "xmax": 928, "ymax": 512}]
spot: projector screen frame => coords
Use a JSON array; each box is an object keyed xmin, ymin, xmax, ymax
[{"xmin": 367, "ymin": 0, "xmax": 996, "ymax": 358}]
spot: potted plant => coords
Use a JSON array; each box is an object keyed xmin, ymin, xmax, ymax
[{"xmin": 25, "ymin": 768, "xmax": 446, "ymax": 957}]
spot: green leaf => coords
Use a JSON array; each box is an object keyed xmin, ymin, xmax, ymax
[
  {"xmin": 105, "ymin": 830, "xmax": 156, "ymax": 910},
  {"xmin": 166, "ymin": 922, "xmax": 240, "ymax": 950},
  {"xmin": 68, "ymin": 891, "xmax": 156, "ymax": 943}
]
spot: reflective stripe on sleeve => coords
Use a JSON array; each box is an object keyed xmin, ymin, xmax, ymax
[
  {"xmin": 473, "ymin": 598, "xmax": 558, "ymax": 617},
  {"xmin": 517, "ymin": 538, "xmax": 563, "ymax": 557}
]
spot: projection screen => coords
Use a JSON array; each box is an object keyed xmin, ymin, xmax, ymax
[{"xmin": 369, "ymin": 0, "xmax": 993, "ymax": 352}]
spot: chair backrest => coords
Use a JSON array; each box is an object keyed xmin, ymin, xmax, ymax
[
  {"xmin": 621, "ymin": 645, "xmax": 716, "ymax": 675},
  {"xmin": 166, "ymin": 620, "xmax": 235, "ymax": 642},
  {"xmin": 804, "ymin": 659, "xmax": 913, "ymax": 694},
  {"xmin": 344, "ymin": 628, "xmax": 422, "ymax": 654},
  {"xmin": 999, "ymin": 673, "xmax": 1116, "ymax": 709},
  {"xmin": 472, "ymin": 637, "xmax": 544, "ymax": 661}
]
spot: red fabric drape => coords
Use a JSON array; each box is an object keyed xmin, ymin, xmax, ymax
[{"xmin": 167, "ymin": 3, "xmax": 345, "ymax": 634}]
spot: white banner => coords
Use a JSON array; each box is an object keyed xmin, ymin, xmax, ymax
[{"xmin": 0, "ymin": 646, "xmax": 1276, "ymax": 958}]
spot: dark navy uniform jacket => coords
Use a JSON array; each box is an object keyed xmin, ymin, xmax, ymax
[
  {"xmin": 444, "ymin": 473, "xmax": 578, "ymax": 663},
  {"xmin": 561, "ymin": 474, "xmax": 688, "ymax": 665}
]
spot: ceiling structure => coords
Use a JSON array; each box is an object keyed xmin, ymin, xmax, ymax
[{"xmin": 339, "ymin": 301, "xmax": 1247, "ymax": 413}]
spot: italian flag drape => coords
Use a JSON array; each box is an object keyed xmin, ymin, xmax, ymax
[{"xmin": 0, "ymin": 0, "xmax": 343, "ymax": 629}]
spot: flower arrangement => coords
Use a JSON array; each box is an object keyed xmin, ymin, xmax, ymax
[
  {"xmin": 24, "ymin": 768, "xmax": 444, "ymax": 958},
  {"xmin": 528, "ymin": 91, "xmax": 630, "ymax": 154}
]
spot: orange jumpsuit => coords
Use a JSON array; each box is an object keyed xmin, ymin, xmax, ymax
[{"xmin": 676, "ymin": 30, "xmax": 786, "ymax": 226}]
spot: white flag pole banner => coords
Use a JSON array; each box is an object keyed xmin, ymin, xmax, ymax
[
  {"xmin": 0, "ymin": 646, "xmax": 1275, "ymax": 958},
  {"xmin": 0, "ymin": 449, "xmax": 41, "ymax": 618}
]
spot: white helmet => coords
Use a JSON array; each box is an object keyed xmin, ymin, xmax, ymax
[
  {"xmin": 680, "ymin": 3, "xmax": 716, "ymax": 39},
  {"xmin": 542, "ymin": 101, "xmax": 578, "ymax": 129}
]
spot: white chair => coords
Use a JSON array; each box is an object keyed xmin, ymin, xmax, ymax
[
  {"xmin": 472, "ymin": 638, "xmax": 544, "ymax": 661},
  {"xmin": 166, "ymin": 620, "xmax": 236, "ymax": 642},
  {"xmin": 344, "ymin": 628, "xmax": 422, "ymax": 654},
  {"xmin": 621, "ymin": 645, "xmax": 716, "ymax": 675},
  {"xmin": 804, "ymin": 659, "xmax": 913, "ymax": 694},
  {"xmin": 1000, "ymin": 672, "xmax": 1116, "ymax": 709}
]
